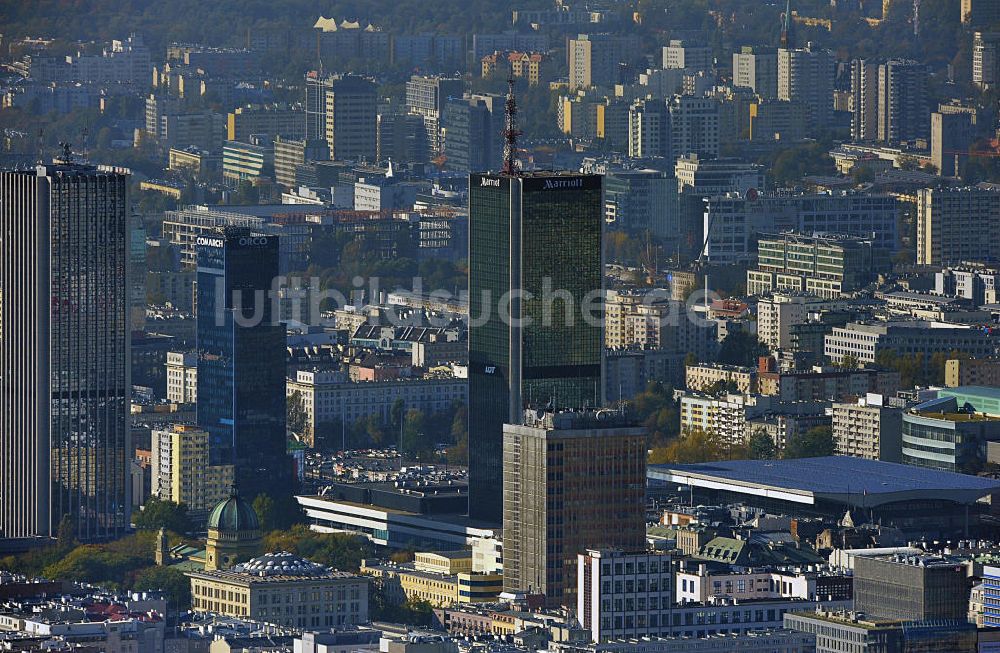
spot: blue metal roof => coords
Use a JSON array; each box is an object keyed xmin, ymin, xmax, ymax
[{"xmin": 649, "ymin": 456, "xmax": 1000, "ymax": 501}]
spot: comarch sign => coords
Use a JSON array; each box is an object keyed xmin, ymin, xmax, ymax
[{"xmin": 195, "ymin": 236, "xmax": 224, "ymax": 248}]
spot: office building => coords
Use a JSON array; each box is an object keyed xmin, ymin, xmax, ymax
[
  {"xmin": 604, "ymin": 169, "xmax": 678, "ymax": 238},
  {"xmin": 877, "ymin": 60, "xmax": 928, "ymax": 143},
  {"xmin": 778, "ymin": 46, "xmax": 834, "ymax": 127},
  {"xmin": 227, "ymin": 104, "xmax": 306, "ymax": 143},
  {"xmin": 931, "ymin": 110, "xmax": 974, "ymax": 177},
  {"xmin": 361, "ymin": 555, "xmax": 502, "ymax": 606},
  {"xmin": 222, "ymin": 137, "xmax": 273, "ymax": 186},
  {"xmin": 273, "ymin": 137, "xmax": 329, "ymax": 188},
  {"xmin": 503, "ymin": 411, "xmax": 647, "ymax": 608},
  {"xmin": 748, "ymin": 233, "xmax": 877, "ymax": 299},
  {"xmin": 825, "ymin": 321, "xmax": 998, "ymax": 366},
  {"xmin": 1, "ymin": 161, "xmax": 130, "ymax": 545},
  {"xmin": 406, "ymin": 75, "xmax": 464, "ymax": 158},
  {"xmin": 748, "ymin": 98, "xmax": 808, "ymax": 142},
  {"xmin": 945, "ymin": 358, "xmax": 1000, "ymax": 387},
  {"xmin": 854, "ymin": 553, "xmax": 970, "ymax": 621},
  {"xmin": 662, "ymin": 40, "xmax": 712, "ymax": 70},
  {"xmin": 732, "ymin": 46, "xmax": 778, "ymax": 98},
  {"xmin": 982, "ymin": 564, "xmax": 1000, "ymax": 626},
  {"xmin": 377, "ymin": 112, "xmax": 429, "ymax": 164},
  {"xmin": 901, "ymin": 395, "xmax": 1000, "ymax": 473},
  {"xmin": 916, "ymin": 186, "xmax": 1000, "ymax": 265},
  {"xmin": 285, "ymin": 370, "xmax": 468, "ymax": 448},
  {"xmin": 577, "ymin": 549, "xmax": 673, "ymax": 643},
  {"xmin": 964, "ymin": 0, "xmax": 1000, "ymax": 25},
  {"xmin": 569, "ymin": 34, "xmax": 633, "ymax": 90},
  {"xmin": 974, "ymin": 31, "xmax": 1000, "ymax": 88},
  {"xmin": 702, "ymin": 193, "xmax": 898, "ymax": 264},
  {"xmin": 755, "ymin": 294, "xmax": 827, "ymax": 350},
  {"xmin": 151, "ymin": 425, "xmax": 234, "ymax": 514},
  {"xmin": 832, "ymin": 395, "xmax": 902, "ymax": 462},
  {"xmin": 784, "ymin": 610, "xmax": 976, "ymax": 653},
  {"xmin": 188, "ymin": 551, "xmax": 368, "ymax": 628},
  {"xmin": 443, "ymin": 95, "xmax": 505, "ymax": 173},
  {"xmin": 674, "ymin": 156, "xmax": 764, "ymax": 196},
  {"xmin": 196, "ymin": 230, "xmax": 289, "ymax": 497},
  {"xmin": 305, "ymin": 73, "xmax": 331, "ymax": 141},
  {"xmin": 325, "ymin": 75, "xmax": 377, "ymax": 162},
  {"xmin": 468, "ymin": 172, "xmax": 604, "ymax": 523}
]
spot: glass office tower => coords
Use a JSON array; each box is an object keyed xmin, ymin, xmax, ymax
[
  {"xmin": 196, "ymin": 229, "xmax": 289, "ymax": 497},
  {"xmin": 1, "ymin": 162, "xmax": 130, "ymax": 546},
  {"xmin": 467, "ymin": 172, "xmax": 604, "ymax": 522}
]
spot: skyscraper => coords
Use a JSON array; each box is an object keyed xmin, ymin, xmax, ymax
[
  {"xmin": 732, "ymin": 46, "xmax": 778, "ymax": 99},
  {"xmin": 467, "ymin": 171, "xmax": 604, "ymax": 522},
  {"xmin": 325, "ymin": 75, "xmax": 377, "ymax": 162},
  {"xmin": 196, "ymin": 229, "xmax": 289, "ymax": 497},
  {"xmin": 1, "ymin": 160, "xmax": 130, "ymax": 546},
  {"xmin": 502, "ymin": 410, "xmax": 647, "ymax": 607}
]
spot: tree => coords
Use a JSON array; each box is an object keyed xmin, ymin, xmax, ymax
[
  {"xmin": 133, "ymin": 498, "xmax": 192, "ymax": 533},
  {"xmin": 717, "ymin": 330, "xmax": 769, "ymax": 367},
  {"xmin": 252, "ymin": 494, "xmax": 276, "ymax": 532},
  {"xmin": 649, "ymin": 428, "xmax": 746, "ymax": 464},
  {"xmin": 783, "ymin": 426, "xmax": 835, "ymax": 459},
  {"xmin": 287, "ymin": 391, "xmax": 308, "ymax": 437},
  {"xmin": 261, "ymin": 525, "xmax": 373, "ymax": 572},
  {"xmin": 629, "ymin": 381, "xmax": 680, "ymax": 446},
  {"xmin": 836, "ymin": 353, "xmax": 860, "ymax": 370},
  {"xmin": 402, "ymin": 409, "xmax": 434, "ymax": 460},
  {"xmin": 133, "ymin": 566, "xmax": 191, "ymax": 609},
  {"xmin": 56, "ymin": 513, "xmax": 77, "ymax": 551},
  {"xmin": 748, "ymin": 429, "xmax": 777, "ymax": 460}
]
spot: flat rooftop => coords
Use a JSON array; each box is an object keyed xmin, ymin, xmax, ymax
[{"xmin": 648, "ymin": 456, "xmax": 1000, "ymax": 507}]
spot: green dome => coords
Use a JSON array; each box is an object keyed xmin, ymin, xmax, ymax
[{"xmin": 207, "ymin": 488, "xmax": 260, "ymax": 532}]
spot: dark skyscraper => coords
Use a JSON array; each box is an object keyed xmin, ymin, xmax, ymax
[
  {"xmin": 1, "ymin": 161, "xmax": 130, "ymax": 545},
  {"xmin": 196, "ymin": 229, "xmax": 289, "ymax": 496},
  {"xmin": 467, "ymin": 172, "xmax": 604, "ymax": 522}
]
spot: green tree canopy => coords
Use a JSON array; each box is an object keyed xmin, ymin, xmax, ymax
[
  {"xmin": 133, "ymin": 498, "xmax": 192, "ymax": 534},
  {"xmin": 783, "ymin": 425, "xmax": 836, "ymax": 459}
]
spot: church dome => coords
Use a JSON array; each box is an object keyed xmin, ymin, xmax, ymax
[{"xmin": 207, "ymin": 487, "xmax": 260, "ymax": 533}]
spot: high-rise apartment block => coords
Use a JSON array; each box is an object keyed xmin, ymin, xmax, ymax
[
  {"xmin": 325, "ymin": 75, "xmax": 377, "ymax": 162},
  {"xmin": 196, "ymin": 230, "xmax": 289, "ymax": 497},
  {"xmin": 151, "ymin": 425, "xmax": 234, "ymax": 513},
  {"xmin": 850, "ymin": 59, "xmax": 878, "ymax": 142},
  {"xmin": 974, "ymin": 31, "xmax": 1000, "ymax": 88},
  {"xmin": 832, "ymin": 395, "xmax": 902, "ymax": 462},
  {"xmin": 877, "ymin": 59, "xmax": 929, "ymax": 143},
  {"xmin": 468, "ymin": 172, "xmax": 604, "ymax": 523},
  {"xmin": 932, "ymin": 110, "xmax": 975, "ymax": 177},
  {"xmin": 778, "ymin": 46, "xmax": 834, "ymax": 127},
  {"xmin": 568, "ymin": 34, "xmax": 633, "ymax": 90},
  {"xmin": 662, "ymin": 40, "xmax": 712, "ymax": 71},
  {"xmin": 917, "ymin": 187, "xmax": 1000, "ymax": 265},
  {"xmin": 502, "ymin": 411, "xmax": 647, "ymax": 608},
  {"xmin": 1, "ymin": 161, "xmax": 130, "ymax": 545},
  {"xmin": 732, "ymin": 46, "xmax": 778, "ymax": 99}
]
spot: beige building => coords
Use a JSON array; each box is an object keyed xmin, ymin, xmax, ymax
[
  {"xmin": 756, "ymin": 293, "xmax": 827, "ymax": 351},
  {"xmin": 832, "ymin": 395, "xmax": 903, "ymax": 462},
  {"xmin": 151, "ymin": 424, "xmax": 233, "ymax": 512},
  {"xmin": 286, "ymin": 370, "xmax": 467, "ymax": 447},
  {"xmin": 945, "ymin": 358, "xmax": 1000, "ymax": 387},
  {"xmin": 685, "ymin": 363, "xmax": 757, "ymax": 393},
  {"xmin": 188, "ymin": 551, "xmax": 368, "ymax": 629},
  {"xmin": 166, "ymin": 351, "xmax": 198, "ymax": 404},
  {"xmin": 360, "ymin": 553, "xmax": 502, "ymax": 607}
]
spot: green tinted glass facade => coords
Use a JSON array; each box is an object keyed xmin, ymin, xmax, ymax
[{"xmin": 468, "ymin": 173, "xmax": 603, "ymax": 522}]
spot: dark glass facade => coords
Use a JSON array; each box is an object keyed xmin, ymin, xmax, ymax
[
  {"xmin": 197, "ymin": 230, "xmax": 289, "ymax": 497},
  {"xmin": 1, "ymin": 165, "xmax": 130, "ymax": 543},
  {"xmin": 468, "ymin": 173, "xmax": 604, "ymax": 522}
]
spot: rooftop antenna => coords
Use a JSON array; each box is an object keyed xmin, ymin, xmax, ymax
[
  {"xmin": 81, "ymin": 126, "xmax": 89, "ymax": 162},
  {"xmin": 57, "ymin": 141, "xmax": 73, "ymax": 164},
  {"xmin": 501, "ymin": 73, "xmax": 522, "ymax": 176},
  {"xmin": 780, "ymin": 0, "xmax": 792, "ymax": 48},
  {"xmin": 36, "ymin": 127, "xmax": 44, "ymax": 164}
]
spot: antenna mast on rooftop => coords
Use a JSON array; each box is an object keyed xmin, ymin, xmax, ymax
[{"xmin": 501, "ymin": 74, "xmax": 522, "ymax": 176}]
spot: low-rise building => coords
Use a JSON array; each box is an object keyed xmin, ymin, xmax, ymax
[
  {"xmin": 824, "ymin": 321, "xmax": 999, "ymax": 366},
  {"xmin": 902, "ymin": 394, "xmax": 1000, "ymax": 473},
  {"xmin": 360, "ymin": 557, "xmax": 502, "ymax": 607},
  {"xmin": 577, "ymin": 549, "xmax": 674, "ymax": 643},
  {"xmin": 945, "ymin": 358, "xmax": 1000, "ymax": 388},
  {"xmin": 784, "ymin": 610, "xmax": 976, "ymax": 653},
  {"xmin": 187, "ymin": 551, "xmax": 368, "ymax": 629},
  {"xmin": 166, "ymin": 351, "xmax": 198, "ymax": 404}
]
